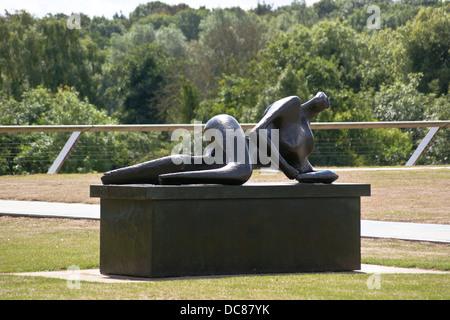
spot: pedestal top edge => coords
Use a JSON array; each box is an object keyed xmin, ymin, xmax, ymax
[{"xmin": 90, "ymin": 182, "xmax": 371, "ymax": 200}]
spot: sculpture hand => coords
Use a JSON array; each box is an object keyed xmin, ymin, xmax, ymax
[
  {"xmin": 284, "ymin": 167, "xmax": 299, "ymax": 180},
  {"xmin": 296, "ymin": 170, "xmax": 339, "ymax": 184}
]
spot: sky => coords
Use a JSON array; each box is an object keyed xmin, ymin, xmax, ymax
[{"xmin": 2, "ymin": 0, "xmax": 320, "ymax": 18}]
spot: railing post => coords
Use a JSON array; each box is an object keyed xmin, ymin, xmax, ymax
[
  {"xmin": 47, "ymin": 131, "xmax": 83, "ymax": 174},
  {"xmin": 405, "ymin": 127, "xmax": 441, "ymax": 166}
]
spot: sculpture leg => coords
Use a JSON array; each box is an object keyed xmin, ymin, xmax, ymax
[
  {"xmin": 159, "ymin": 114, "xmax": 253, "ymax": 185},
  {"xmin": 159, "ymin": 162, "xmax": 252, "ymax": 185},
  {"xmin": 157, "ymin": 114, "xmax": 253, "ymax": 185},
  {"xmin": 101, "ymin": 155, "xmax": 215, "ymax": 185},
  {"xmin": 101, "ymin": 114, "xmax": 253, "ymax": 186}
]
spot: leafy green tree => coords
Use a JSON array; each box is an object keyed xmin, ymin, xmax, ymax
[
  {"xmin": 106, "ymin": 23, "xmax": 156, "ymax": 65},
  {"xmin": 372, "ymin": 73, "xmax": 444, "ymax": 151},
  {"xmin": 38, "ymin": 17, "xmax": 105, "ymax": 105},
  {"xmin": 310, "ymin": 88, "xmax": 413, "ymax": 166},
  {"xmin": 155, "ymin": 25, "xmax": 187, "ymax": 57},
  {"xmin": 309, "ymin": 19, "xmax": 368, "ymax": 91},
  {"xmin": 421, "ymin": 93, "xmax": 449, "ymax": 164},
  {"xmin": 252, "ymin": 1, "xmax": 273, "ymax": 16},
  {"xmin": 0, "ymin": 89, "xmax": 50, "ymax": 174},
  {"xmin": 103, "ymin": 44, "xmax": 172, "ymax": 124},
  {"xmin": 105, "ymin": 21, "xmax": 187, "ymax": 63},
  {"xmin": 130, "ymin": 2, "xmax": 172, "ymax": 21},
  {"xmin": 174, "ymin": 8, "xmax": 208, "ymax": 41},
  {"xmin": 0, "ymin": 12, "xmax": 105, "ymax": 105},
  {"xmin": 169, "ymin": 79, "xmax": 200, "ymax": 123},
  {"xmin": 255, "ymin": 65, "xmax": 310, "ymax": 120},
  {"xmin": 0, "ymin": 86, "xmax": 168, "ymax": 174},
  {"xmin": 81, "ymin": 15, "xmax": 126, "ymax": 49},
  {"xmin": 371, "ymin": 74, "xmax": 449, "ymax": 164},
  {"xmin": 358, "ymin": 28, "xmax": 408, "ymax": 91},
  {"xmin": 0, "ymin": 11, "xmax": 43, "ymax": 99},
  {"xmin": 270, "ymin": 0, "xmax": 319, "ymax": 30},
  {"xmin": 400, "ymin": 5, "xmax": 449, "ymax": 95},
  {"xmin": 195, "ymin": 74, "xmax": 259, "ymax": 123},
  {"xmin": 347, "ymin": 1, "xmax": 420, "ymax": 32},
  {"xmin": 252, "ymin": 20, "xmax": 363, "ymax": 97},
  {"xmin": 247, "ymin": 24, "xmax": 341, "ymax": 114},
  {"xmin": 0, "ymin": 87, "xmax": 112, "ymax": 173},
  {"xmin": 130, "ymin": 1, "xmax": 189, "ymax": 22},
  {"xmin": 313, "ymin": 0, "xmax": 339, "ymax": 20},
  {"xmin": 137, "ymin": 13, "xmax": 175, "ymax": 30},
  {"xmin": 373, "ymin": 74, "xmax": 430, "ymax": 123},
  {"xmin": 197, "ymin": 8, "xmax": 268, "ymax": 78}
]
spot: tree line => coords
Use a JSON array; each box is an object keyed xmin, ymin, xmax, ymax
[{"xmin": 0, "ymin": 0, "xmax": 448, "ymax": 174}]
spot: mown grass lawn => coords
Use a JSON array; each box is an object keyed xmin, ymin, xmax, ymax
[
  {"xmin": 0, "ymin": 167, "xmax": 449, "ymax": 300},
  {"xmin": 0, "ymin": 216, "xmax": 448, "ymax": 300},
  {"xmin": 1, "ymin": 272, "xmax": 449, "ymax": 300}
]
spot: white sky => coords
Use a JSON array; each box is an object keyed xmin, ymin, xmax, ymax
[{"xmin": 2, "ymin": 0, "xmax": 320, "ymax": 18}]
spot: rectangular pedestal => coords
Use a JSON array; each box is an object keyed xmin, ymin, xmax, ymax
[{"xmin": 91, "ymin": 182, "xmax": 370, "ymax": 278}]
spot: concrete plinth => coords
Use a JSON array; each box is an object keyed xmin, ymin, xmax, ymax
[{"xmin": 90, "ymin": 182, "xmax": 370, "ymax": 278}]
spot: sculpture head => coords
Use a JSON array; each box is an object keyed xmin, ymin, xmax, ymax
[
  {"xmin": 302, "ymin": 91, "xmax": 330, "ymax": 120},
  {"xmin": 313, "ymin": 92, "xmax": 330, "ymax": 111}
]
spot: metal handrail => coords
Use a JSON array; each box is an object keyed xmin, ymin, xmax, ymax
[{"xmin": 0, "ymin": 120, "xmax": 448, "ymax": 133}]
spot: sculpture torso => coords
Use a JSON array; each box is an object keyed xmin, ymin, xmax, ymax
[{"xmin": 264, "ymin": 96, "xmax": 315, "ymax": 173}]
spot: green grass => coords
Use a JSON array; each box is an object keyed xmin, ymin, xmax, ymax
[
  {"xmin": 1, "ymin": 273, "xmax": 449, "ymax": 300},
  {"xmin": 0, "ymin": 217, "xmax": 99, "ymax": 273},
  {"xmin": 0, "ymin": 217, "xmax": 449, "ymax": 300},
  {"xmin": 361, "ymin": 239, "xmax": 450, "ymax": 271},
  {"xmin": 0, "ymin": 168, "xmax": 449, "ymax": 300}
]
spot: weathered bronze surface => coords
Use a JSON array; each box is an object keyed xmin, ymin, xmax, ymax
[{"xmin": 101, "ymin": 93, "xmax": 338, "ymax": 185}]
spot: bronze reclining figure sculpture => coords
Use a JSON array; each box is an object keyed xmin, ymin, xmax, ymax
[{"xmin": 101, "ymin": 92, "xmax": 338, "ymax": 185}]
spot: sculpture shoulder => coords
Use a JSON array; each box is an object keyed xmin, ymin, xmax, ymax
[
  {"xmin": 263, "ymin": 96, "xmax": 301, "ymax": 117},
  {"xmin": 252, "ymin": 96, "xmax": 302, "ymax": 132}
]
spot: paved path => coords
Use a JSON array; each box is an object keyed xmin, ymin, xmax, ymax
[
  {"xmin": 0, "ymin": 199, "xmax": 449, "ymax": 243},
  {"xmin": 0, "ymin": 200, "xmax": 99, "ymax": 220},
  {"xmin": 361, "ymin": 220, "xmax": 450, "ymax": 243}
]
